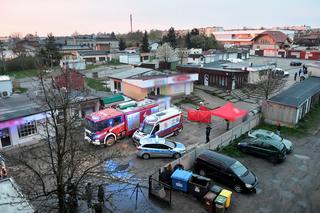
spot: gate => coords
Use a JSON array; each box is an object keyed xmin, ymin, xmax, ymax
[{"xmin": 148, "ymin": 170, "xmax": 172, "ymax": 206}]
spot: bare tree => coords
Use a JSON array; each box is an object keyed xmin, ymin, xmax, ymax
[
  {"xmin": 0, "ymin": 41, "xmax": 6, "ymax": 73},
  {"xmin": 175, "ymin": 48, "xmax": 188, "ymax": 64},
  {"xmin": 242, "ymin": 69, "xmax": 287, "ymax": 101},
  {"xmin": 156, "ymin": 42, "xmax": 176, "ymax": 63},
  {"xmin": 4, "ymin": 58, "xmax": 126, "ymax": 212}
]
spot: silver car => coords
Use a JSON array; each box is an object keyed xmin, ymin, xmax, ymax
[
  {"xmin": 136, "ymin": 137, "xmax": 186, "ymax": 159},
  {"xmin": 248, "ymin": 129, "xmax": 293, "ymax": 153}
]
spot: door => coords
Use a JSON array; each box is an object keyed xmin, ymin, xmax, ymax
[
  {"xmin": 204, "ymin": 74, "xmax": 209, "ymax": 86},
  {"xmin": 0, "ymin": 128, "xmax": 12, "ymax": 147}
]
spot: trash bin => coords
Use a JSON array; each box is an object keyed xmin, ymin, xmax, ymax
[
  {"xmin": 219, "ymin": 189, "xmax": 232, "ymax": 208},
  {"xmin": 215, "ymin": 195, "xmax": 226, "ymax": 213},
  {"xmin": 171, "ymin": 169, "xmax": 192, "ymax": 192},
  {"xmin": 188, "ymin": 174, "xmax": 211, "ymax": 199},
  {"xmin": 203, "ymin": 191, "xmax": 217, "ymax": 213},
  {"xmin": 210, "ymin": 184, "xmax": 222, "ymax": 195}
]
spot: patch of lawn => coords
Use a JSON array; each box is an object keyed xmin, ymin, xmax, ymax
[
  {"xmin": 14, "ymin": 87, "xmax": 28, "ymax": 93},
  {"xmin": 174, "ymin": 97, "xmax": 198, "ymax": 107},
  {"xmin": 85, "ymin": 77, "xmax": 106, "ymax": 91},
  {"xmin": 218, "ymin": 135, "xmax": 248, "ymax": 158},
  {"xmin": 255, "ymin": 123, "xmax": 306, "ymax": 138},
  {"xmin": 4, "ymin": 69, "xmax": 39, "ymax": 79},
  {"xmin": 85, "ymin": 64, "xmax": 102, "ymax": 70},
  {"xmin": 297, "ymin": 103, "xmax": 320, "ymax": 134}
]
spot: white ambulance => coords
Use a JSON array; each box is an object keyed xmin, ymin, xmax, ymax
[{"xmin": 132, "ymin": 107, "xmax": 183, "ymax": 144}]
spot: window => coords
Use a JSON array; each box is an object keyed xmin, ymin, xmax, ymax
[
  {"xmin": 113, "ymin": 116, "xmax": 123, "ymax": 126},
  {"xmin": 18, "ymin": 121, "xmax": 37, "ymax": 138},
  {"xmin": 151, "ymin": 124, "xmax": 160, "ymax": 135}
]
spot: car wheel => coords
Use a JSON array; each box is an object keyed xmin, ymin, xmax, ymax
[
  {"xmin": 105, "ymin": 136, "xmax": 115, "ymax": 146},
  {"xmin": 239, "ymin": 147, "xmax": 247, "ymax": 153},
  {"xmin": 199, "ymin": 169, "xmax": 206, "ymax": 177},
  {"xmin": 234, "ymin": 184, "xmax": 243, "ymax": 193},
  {"xmin": 173, "ymin": 130, "xmax": 180, "ymax": 136},
  {"xmin": 173, "ymin": 153, "xmax": 181, "ymax": 159},
  {"xmin": 269, "ymin": 156, "xmax": 278, "ymax": 164},
  {"xmin": 142, "ymin": 153, "xmax": 150, "ymax": 160}
]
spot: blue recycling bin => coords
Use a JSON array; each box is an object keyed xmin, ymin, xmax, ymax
[{"xmin": 171, "ymin": 169, "xmax": 193, "ymax": 192}]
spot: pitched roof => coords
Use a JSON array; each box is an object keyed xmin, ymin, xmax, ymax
[
  {"xmin": 269, "ymin": 77, "xmax": 320, "ymax": 107},
  {"xmin": 256, "ymin": 31, "xmax": 290, "ymax": 43}
]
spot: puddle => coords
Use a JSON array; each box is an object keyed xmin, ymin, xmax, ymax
[{"xmin": 103, "ymin": 160, "xmax": 165, "ymax": 213}]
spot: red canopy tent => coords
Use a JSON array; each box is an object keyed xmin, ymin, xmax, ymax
[
  {"xmin": 187, "ymin": 109, "xmax": 211, "ymax": 123},
  {"xmin": 210, "ymin": 102, "xmax": 247, "ymax": 122}
]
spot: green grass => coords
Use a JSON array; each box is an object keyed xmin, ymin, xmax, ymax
[
  {"xmin": 174, "ymin": 97, "xmax": 198, "ymax": 106},
  {"xmin": 85, "ymin": 64, "xmax": 102, "ymax": 70},
  {"xmin": 3, "ymin": 69, "xmax": 39, "ymax": 79},
  {"xmin": 255, "ymin": 123, "xmax": 306, "ymax": 138},
  {"xmin": 297, "ymin": 103, "xmax": 320, "ymax": 134},
  {"xmin": 14, "ymin": 87, "xmax": 28, "ymax": 93},
  {"xmin": 85, "ymin": 77, "xmax": 106, "ymax": 91},
  {"xmin": 218, "ymin": 135, "xmax": 248, "ymax": 158}
]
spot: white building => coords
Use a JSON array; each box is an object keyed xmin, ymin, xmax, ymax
[
  {"xmin": 0, "ymin": 94, "xmax": 100, "ymax": 149},
  {"xmin": 0, "ymin": 76, "xmax": 13, "ymax": 98},
  {"xmin": 119, "ymin": 53, "xmax": 141, "ymax": 64},
  {"xmin": 60, "ymin": 59, "xmax": 86, "ymax": 70}
]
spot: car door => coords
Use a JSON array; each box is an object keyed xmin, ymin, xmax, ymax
[
  {"xmin": 247, "ymin": 139, "xmax": 264, "ymax": 156},
  {"xmin": 157, "ymin": 144, "xmax": 172, "ymax": 157},
  {"xmin": 147, "ymin": 144, "xmax": 161, "ymax": 158}
]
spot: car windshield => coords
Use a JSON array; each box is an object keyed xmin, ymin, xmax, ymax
[
  {"xmin": 165, "ymin": 141, "xmax": 176, "ymax": 148},
  {"xmin": 271, "ymin": 133, "xmax": 282, "ymax": 141},
  {"xmin": 140, "ymin": 123, "xmax": 154, "ymax": 134},
  {"xmin": 84, "ymin": 119, "xmax": 107, "ymax": 132},
  {"xmin": 230, "ymin": 161, "xmax": 248, "ymax": 177}
]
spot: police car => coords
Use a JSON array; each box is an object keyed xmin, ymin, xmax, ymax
[{"xmin": 136, "ymin": 136, "xmax": 186, "ymax": 159}]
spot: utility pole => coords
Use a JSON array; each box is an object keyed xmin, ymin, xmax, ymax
[{"xmin": 130, "ymin": 14, "xmax": 133, "ymax": 33}]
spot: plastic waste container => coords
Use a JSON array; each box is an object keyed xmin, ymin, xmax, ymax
[
  {"xmin": 188, "ymin": 174, "xmax": 211, "ymax": 199},
  {"xmin": 215, "ymin": 195, "xmax": 226, "ymax": 213},
  {"xmin": 210, "ymin": 184, "xmax": 222, "ymax": 195},
  {"xmin": 219, "ymin": 189, "xmax": 232, "ymax": 208},
  {"xmin": 203, "ymin": 191, "xmax": 217, "ymax": 213},
  {"xmin": 171, "ymin": 169, "xmax": 192, "ymax": 192}
]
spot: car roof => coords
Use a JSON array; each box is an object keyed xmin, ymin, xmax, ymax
[
  {"xmin": 139, "ymin": 137, "xmax": 166, "ymax": 145},
  {"xmin": 253, "ymin": 129, "xmax": 273, "ymax": 136},
  {"xmin": 245, "ymin": 137, "xmax": 283, "ymax": 150},
  {"xmin": 197, "ymin": 150, "xmax": 236, "ymax": 168}
]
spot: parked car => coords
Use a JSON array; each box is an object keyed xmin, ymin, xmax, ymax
[
  {"xmin": 272, "ymin": 68, "xmax": 289, "ymax": 78},
  {"xmin": 290, "ymin": 61, "xmax": 302, "ymax": 66},
  {"xmin": 194, "ymin": 150, "xmax": 258, "ymax": 193},
  {"xmin": 248, "ymin": 129, "xmax": 293, "ymax": 153},
  {"xmin": 238, "ymin": 137, "xmax": 287, "ymax": 163},
  {"xmin": 136, "ymin": 137, "xmax": 186, "ymax": 159}
]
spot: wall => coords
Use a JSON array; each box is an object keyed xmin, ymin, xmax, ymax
[
  {"xmin": 0, "ymin": 80, "xmax": 13, "ymax": 97},
  {"xmin": 263, "ymin": 101, "xmax": 297, "ymax": 127},
  {"xmin": 158, "ymin": 114, "xmax": 261, "ymax": 173},
  {"xmin": 122, "ymin": 82, "xmax": 148, "ymax": 100},
  {"xmin": 119, "ymin": 55, "xmax": 141, "ymax": 64}
]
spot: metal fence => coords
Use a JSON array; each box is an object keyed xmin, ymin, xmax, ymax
[{"xmin": 159, "ymin": 114, "xmax": 261, "ymax": 173}]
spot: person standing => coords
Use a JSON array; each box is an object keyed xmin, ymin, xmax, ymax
[
  {"xmin": 206, "ymin": 125, "xmax": 212, "ymax": 143},
  {"xmin": 294, "ymin": 72, "xmax": 297, "ymax": 81},
  {"xmin": 97, "ymin": 185, "xmax": 105, "ymax": 204},
  {"xmin": 85, "ymin": 182, "xmax": 93, "ymax": 209},
  {"xmin": 276, "ymin": 122, "xmax": 281, "ymax": 136},
  {"xmin": 298, "ymin": 68, "xmax": 302, "ymax": 77},
  {"xmin": 225, "ymin": 119, "xmax": 230, "ymax": 130}
]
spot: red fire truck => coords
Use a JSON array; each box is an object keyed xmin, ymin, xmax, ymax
[{"xmin": 84, "ymin": 99, "xmax": 159, "ymax": 146}]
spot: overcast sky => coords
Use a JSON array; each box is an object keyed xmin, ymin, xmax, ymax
[{"xmin": 1, "ymin": 0, "xmax": 319, "ymax": 36}]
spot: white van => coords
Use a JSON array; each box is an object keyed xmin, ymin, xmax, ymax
[{"xmin": 132, "ymin": 108, "xmax": 183, "ymax": 144}]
